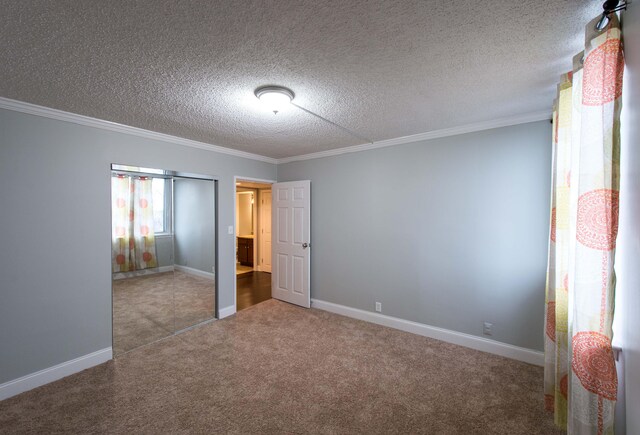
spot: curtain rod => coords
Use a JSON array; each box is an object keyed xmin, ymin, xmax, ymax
[{"xmin": 596, "ymin": 0, "xmax": 628, "ymax": 30}]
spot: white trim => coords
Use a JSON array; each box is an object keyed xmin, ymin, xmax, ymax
[
  {"xmin": 277, "ymin": 111, "xmax": 551, "ymax": 163},
  {"xmin": 234, "ymin": 176, "xmax": 278, "ymax": 184},
  {"xmin": 218, "ymin": 305, "xmax": 236, "ymax": 319},
  {"xmin": 154, "ymin": 233, "xmax": 174, "ymax": 239},
  {"xmin": 257, "ymin": 189, "xmax": 272, "ymax": 273},
  {"xmin": 252, "ymin": 189, "xmax": 258, "ymax": 267},
  {"xmin": 112, "ymin": 265, "xmax": 174, "ymax": 280},
  {"xmin": 310, "ymin": 299, "xmax": 544, "ymax": 366},
  {"xmin": 0, "ymin": 97, "xmax": 278, "ymax": 164},
  {"xmin": 0, "ymin": 347, "xmax": 112, "ymax": 401},
  {"xmin": 0, "ymin": 97, "xmax": 550, "ymax": 165},
  {"xmin": 174, "ymin": 264, "xmax": 215, "ymax": 280}
]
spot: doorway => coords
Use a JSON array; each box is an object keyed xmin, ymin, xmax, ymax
[{"xmin": 235, "ymin": 178, "xmax": 273, "ymax": 311}]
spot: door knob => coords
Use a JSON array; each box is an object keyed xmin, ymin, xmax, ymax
[{"xmin": 302, "ymin": 242, "xmax": 310, "ymax": 249}]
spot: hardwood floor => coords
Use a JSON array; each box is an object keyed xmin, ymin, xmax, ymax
[
  {"xmin": 236, "ymin": 271, "xmax": 271, "ymax": 311},
  {"xmin": 235, "ymin": 264, "xmax": 253, "ymax": 275}
]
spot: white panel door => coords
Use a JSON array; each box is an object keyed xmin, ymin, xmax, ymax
[
  {"xmin": 272, "ymin": 180, "xmax": 311, "ymax": 308},
  {"xmin": 260, "ymin": 190, "xmax": 272, "ymax": 273}
]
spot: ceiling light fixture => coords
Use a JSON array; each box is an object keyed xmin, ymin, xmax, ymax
[
  {"xmin": 254, "ymin": 85, "xmax": 295, "ymax": 114},
  {"xmin": 254, "ymin": 84, "xmax": 373, "ymax": 144}
]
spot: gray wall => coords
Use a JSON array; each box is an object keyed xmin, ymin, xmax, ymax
[
  {"xmin": 155, "ymin": 235, "xmax": 174, "ymax": 267},
  {"xmin": 278, "ymin": 121, "xmax": 552, "ymax": 351},
  {"xmin": 0, "ymin": 108, "xmax": 276, "ymax": 384},
  {"xmin": 174, "ymin": 178, "xmax": 215, "ymax": 274},
  {"xmin": 620, "ymin": 7, "xmax": 640, "ymax": 434}
]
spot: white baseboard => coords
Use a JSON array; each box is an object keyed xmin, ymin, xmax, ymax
[
  {"xmin": 174, "ymin": 265, "xmax": 215, "ymax": 280},
  {"xmin": 310, "ymin": 299, "xmax": 544, "ymax": 366},
  {"xmin": 218, "ymin": 305, "xmax": 236, "ymax": 319},
  {"xmin": 0, "ymin": 347, "xmax": 112, "ymax": 401},
  {"xmin": 113, "ymin": 265, "xmax": 174, "ymax": 280}
]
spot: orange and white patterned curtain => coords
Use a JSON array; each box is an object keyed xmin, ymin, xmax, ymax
[
  {"xmin": 111, "ymin": 174, "xmax": 158, "ymax": 272},
  {"xmin": 544, "ymin": 15, "xmax": 623, "ymax": 435}
]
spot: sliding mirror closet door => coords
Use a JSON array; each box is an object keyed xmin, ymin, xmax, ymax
[
  {"xmin": 111, "ymin": 168, "xmax": 175, "ymax": 355},
  {"xmin": 173, "ymin": 177, "xmax": 216, "ymax": 331},
  {"xmin": 111, "ymin": 165, "xmax": 217, "ymax": 356}
]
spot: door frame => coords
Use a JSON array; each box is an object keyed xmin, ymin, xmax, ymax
[
  {"xmin": 257, "ymin": 189, "xmax": 272, "ymax": 273},
  {"xmin": 233, "ymin": 175, "xmax": 276, "ymax": 314}
]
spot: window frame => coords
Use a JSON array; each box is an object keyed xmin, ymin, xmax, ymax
[
  {"xmin": 152, "ymin": 177, "xmax": 172, "ymax": 237},
  {"xmin": 112, "ymin": 164, "xmax": 173, "ymax": 237}
]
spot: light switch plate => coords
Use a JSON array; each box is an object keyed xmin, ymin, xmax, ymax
[{"xmin": 228, "ymin": 225, "xmax": 234, "ymax": 235}]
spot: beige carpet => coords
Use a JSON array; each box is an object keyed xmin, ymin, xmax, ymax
[
  {"xmin": 0, "ymin": 300, "xmax": 561, "ymax": 434},
  {"xmin": 112, "ymin": 270, "xmax": 215, "ymax": 355}
]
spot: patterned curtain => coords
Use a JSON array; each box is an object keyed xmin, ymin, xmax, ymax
[
  {"xmin": 112, "ymin": 174, "xmax": 158, "ymax": 272},
  {"xmin": 544, "ymin": 15, "xmax": 623, "ymax": 435}
]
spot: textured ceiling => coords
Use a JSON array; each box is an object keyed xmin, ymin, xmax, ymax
[{"xmin": 0, "ymin": 1, "xmax": 600, "ymax": 159}]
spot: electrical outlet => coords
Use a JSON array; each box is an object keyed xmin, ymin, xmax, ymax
[
  {"xmin": 375, "ymin": 302, "xmax": 382, "ymax": 313},
  {"xmin": 483, "ymin": 322, "xmax": 493, "ymax": 336}
]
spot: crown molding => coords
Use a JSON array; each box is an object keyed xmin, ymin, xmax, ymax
[
  {"xmin": 277, "ymin": 110, "xmax": 551, "ymax": 164},
  {"xmin": 0, "ymin": 96, "xmax": 550, "ymax": 166},
  {"xmin": 0, "ymin": 97, "xmax": 279, "ymax": 164}
]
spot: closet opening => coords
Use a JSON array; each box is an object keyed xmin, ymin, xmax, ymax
[{"xmin": 110, "ymin": 164, "xmax": 218, "ymax": 356}]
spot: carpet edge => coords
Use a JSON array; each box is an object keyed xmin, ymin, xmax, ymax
[{"xmin": 310, "ymin": 299, "xmax": 544, "ymax": 366}]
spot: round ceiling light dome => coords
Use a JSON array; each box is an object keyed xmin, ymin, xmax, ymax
[{"xmin": 254, "ymin": 85, "xmax": 295, "ymax": 114}]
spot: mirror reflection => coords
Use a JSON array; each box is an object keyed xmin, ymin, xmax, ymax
[
  {"xmin": 111, "ymin": 165, "xmax": 216, "ymax": 355},
  {"xmin": 173, "ymin": 178, "xmax": 216, "ymax": 331}
]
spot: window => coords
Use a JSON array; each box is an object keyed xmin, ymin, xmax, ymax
[
  {"xmin": 112, "ymin": 165, "xmax": 171, "ymax": 235},
  {"xmin": 151, "ymin": 178, "xmax": 171, "ymax": 235}
]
